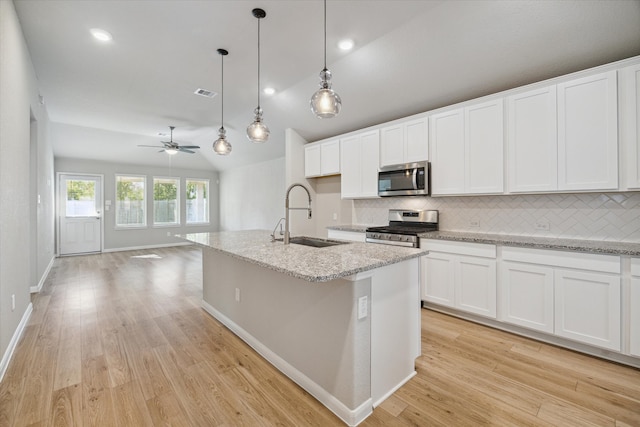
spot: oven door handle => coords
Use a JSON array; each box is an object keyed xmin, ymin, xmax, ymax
[{"xmin": 412, "ymin": 168, "xmax": 418, "ymax": 190}]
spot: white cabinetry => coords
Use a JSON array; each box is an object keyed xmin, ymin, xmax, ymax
[
  {"xmin": 557, "ymin": 71, "xmax": 618, "ymax": 191},
  {"xmin": 326, "ymin": 229, "xmax": 366, "ymax": 243},
  {"xmin": 304, "ymin": 139, "xmax": 340, "ymax": 178},
  {"xmin": 379, "ymin": 117, "xmax": 428, "ymax": 167},
  {"xmin": 500, "ymin": 259, "xmax": 554, "ymax": 333},
  {"xmin": 620, "ymin": 63, "xmax": 640, "ymax": 190},
  {"xmin": 499, "ymin": 246, "xmax": 621, "ymax": 351},
  {"xmin": 340, "ymin": 130, "xmax": 380, "ymax": 199},
  {"xmin": 421, "ymin": 240, "xmax": 497, "ymax": 319},
  {"xmin": 629, "ymin": 258, "xmax": 640, "ymax": 357},
  {"xmin": 430, "ymin": 99, "xmax": 503, "ymax": 195},
  {"xmin": 506, "ymin": 86, "xmax": 558, "ymax": 192},
  {"xmin": 554, "ymin": 269, "xmax": 620, "ymax": 351},
  {"xmin": 507, "ymin": 70, "xmax": 618, "ymax": 193}
]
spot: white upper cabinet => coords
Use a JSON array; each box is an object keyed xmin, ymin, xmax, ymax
[
  {"xmin": 557, "ymin": 71, "xmax": 618, "ymax": 191},
  {"xmin": 304, "ymin": 139, "xmax": 340, "ymax": 178},
  {"xmin": 341, "ymin": 130, "xmax": 380, "ymax": 199},
  {"xmin": 465, "ymin": 99, "xmax": 504, "ymax": 194},
  {"xmin": 430, "ymin": 109, "xmax": 465, "ymax": 194},
  {"xmin": 507, "ymin": 86, "xmax": 558, "ymax": 193},
  {"xmin": 379, "ymin": 117, "xmax": 428, "ymax": 167},
  {"xmin": 620, "ymin": 63, "xmax": 640, "ymax": 190},
  {"xmin": 430, "ymin": 100, "xmax": 503, "ymax": 195}
]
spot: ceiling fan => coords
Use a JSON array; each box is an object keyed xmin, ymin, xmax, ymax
[{"xmin": 138, "ymin": 126, "xmax": 200, "ymax": 155}]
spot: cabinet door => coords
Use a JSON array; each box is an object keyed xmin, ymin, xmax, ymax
[
  {"xmin": 507, "ymin": 86, "xmax": 558, "ymax": 193},
  {"xmin": 558, "ymin": 71, "xmax": 618, "ymax": 191},
  {"xmin": 465, "ymin": 99, "xmax": 504, "ymax": 194},
  {"xmin": 455, "ymin": 256, "xmax": 497, "ymax": 318},
  {"xmin": 554, "ymin": 269, "xmax": 621, "ymax": 351},
  {"xmin": 360, "ymin": 130, "xmax": 381, "ymax": 197},
  {"xmin": 631, "ymin": 276, "xmax": 640, "ymax": 357},
  {"xmin": 320, "ymin": 139, "xmax": 340, "ymax": 175},
  {"xmin": 621, "ymin": 63, "xmax": 640, "ymax": 190},
  {"xmin": 380, "ymin": 124, "xmax": 404, "ymax": 167},
  {"xmin": 430, "ymin": 109, "xmax": 465, "ymax": 195},
  {"xmin": 404, "ymin": 118, "xmax": 428, "ymax": 163},
  {"xmin": 340, "ymin": 136, "xmax": 361, "ymax": 198},
  {"xmin": 421, "ymin": 253, "xmax": 455, "ymax": 307},
  {"xmin": 500, "ymin": 261, "xmax": 554, "ymax": 333},
  {"xmin": 304, "ymin": 144, "xmax": 321, "ymax": 178}
]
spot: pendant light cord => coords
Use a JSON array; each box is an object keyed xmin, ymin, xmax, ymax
[
  {"xmin": 257, "ymin": 16, "xmax": 261, "ymax": 109},
  {"xmin": 221, "ymin": 53, "xmax": 224, "ymax": 126},
  {"xmin": 323, "ymin": 0, "xmax": 327, "ymax": 70}
]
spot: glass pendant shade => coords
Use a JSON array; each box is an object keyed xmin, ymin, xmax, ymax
[
  {"xmin": 247, "ymin": 107, "xmax": 270, "ymax": 143},
  {"xmin": 310, "ymin": 68, "xmax": 341, "ymax": 118},
  {"xmin": 213, "ymin": 126, "xmax": 232, "ymax": 155}
]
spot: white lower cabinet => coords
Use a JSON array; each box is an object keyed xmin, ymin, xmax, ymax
[
  {"xmin": 421, "ymin": 241, "xmax": 497, "ymax": 319},
  {"xmin": 554, "ymin": 269, "xmax": 621, "ymax": 351},
  {"xmin": 499, "ymin": 261, "xmax": 554, "ymax": 333},
  {"xmin": 630, "ymin": 259, "xmax": 640, "ymax": 357}
]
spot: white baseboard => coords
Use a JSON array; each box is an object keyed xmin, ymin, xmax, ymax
[
  {"xmin": 0, "ymin": 303, "xmax": 33, "ymax": 383},
  {"xmin": 102, "ymin": 241, "xmax": 193, "ymax": 253},
  {"xmin": 30, "ymin": 256, "xmax": 55, "ymax": 294},
  {"xmin": 201, "ymin": 300, "xmax": 373, "ymax": 426}
]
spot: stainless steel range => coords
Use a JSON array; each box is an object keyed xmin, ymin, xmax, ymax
[{"xmin": 366, "ymin": 209, "xmax": 438, "ymax": 248}]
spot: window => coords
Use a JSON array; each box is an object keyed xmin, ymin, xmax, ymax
[
  {"xmin": 186, "ymin": 179, "xmax": 209, "ymax": 224},
  {"xmin": 65, "ymin": 179, "xmax": 97, "ymax": 217},
  {"xmin": 116, "ymin": 175, "xmax": 146, "ymax": 227},
  {"xmin": 153, "ymin": 177, "xmax": 179, "ymax": 226}
]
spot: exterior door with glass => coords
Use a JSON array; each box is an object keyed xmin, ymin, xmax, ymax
[{"xmin": 58, "ymin": 173, "xmax": 102, "ymax": 255}]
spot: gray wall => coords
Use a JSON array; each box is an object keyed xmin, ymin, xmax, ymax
[
  {"xmin": 219, "ymin": 157, "xmax": 286, "ymax": 231},
  {"xmin": 55, "ymin": 157, "xmax": 219, "ymax": 251},
  {"xmin": 0, "ymin": 1, "xmax": 56, "ymax": 367}
]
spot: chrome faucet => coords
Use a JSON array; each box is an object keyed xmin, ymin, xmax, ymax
[{"xmin": 284, "ymin": 183, "xmax": 312, "ymax": 244}]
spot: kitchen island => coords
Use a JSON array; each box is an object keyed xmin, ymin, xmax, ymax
[{"xmin": 179, "ymin": 231, "xmax": 428, "ymax": 426}]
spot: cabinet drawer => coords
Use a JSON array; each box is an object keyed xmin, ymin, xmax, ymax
[
  {"xmin": 501, "ymin": 247, "xmax": 620, "ymax": 274},
  {"xmin": 422, "ymin": 240, "xmax": 496, "ymax": 258}
]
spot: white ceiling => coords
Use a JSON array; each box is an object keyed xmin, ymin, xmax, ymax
[{"xmin": 14, "ymin": 0, "xmax": 640, "ymax": 172}]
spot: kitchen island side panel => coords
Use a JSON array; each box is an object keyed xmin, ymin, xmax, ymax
[{"xmin": 202, "ymin": 247, "xmax": 372, "ymax": 413}]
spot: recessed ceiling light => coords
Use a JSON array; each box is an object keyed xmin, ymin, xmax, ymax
[
  {"xmin": 90, "ymin": 28, "xmax": 113, "ymax": 42},
  {"xmin": 263, "ymin": 87, "xmax": 276, "ymax": 96},
  {"xmin": 338, "ymin": 39, "xmax": 354, "ymax": 51}
]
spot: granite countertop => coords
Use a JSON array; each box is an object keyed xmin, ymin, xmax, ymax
[
  {"xmin": 419, "ymin": 231, "xmax": 640, "ymax": 256},
  {"xmin": 178, "ymin": 230, "xmax": 427, "ymax": 283},
  {"xmin": 326, "ymin": 225, "xmax": 369, "ymax": 233}
]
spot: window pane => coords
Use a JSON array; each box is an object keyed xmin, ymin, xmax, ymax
[
  {"xmin": 116, "ymin": 175, "xmax": 146, "ymax": 227},
  {"xmin": 186, "ymin": 179, "xmax": 209, "ymax": 224},
  {"xmin": 154, "ymin": 177, "xmax": 179, "ymax": 225},
  {"xmin": 66, "ymin": 179, "xmax": 96, "ymax": 217}
]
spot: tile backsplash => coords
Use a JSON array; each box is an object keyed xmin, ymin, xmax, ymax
[{"xmin": 353, "ymin": 192, "xmax": 640, "ymax": 243}]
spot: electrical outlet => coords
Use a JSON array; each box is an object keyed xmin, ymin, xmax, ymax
[
  {"xmin": 535, "ymin": 220, "xmax": 550, "ymax": 231},
  {"xmin": 166, "ymin": 231, "xmax": 171, "ymax": 237},
  {"xmin": 332, "ymin": 213, "xmax": 338, "ymax": 221},
  {"xmin": 357, "ymin": 296, "xmax": 368, "ymax": 319},
  {"xmin": 469, "ymin": 219, "xmax": 480, "ymax": 228},
  {"xmin": 235, "ymin": 288, "xmax": 240, "ymax": 303},
  {"xmin": 11, "ymin": 294, "xmax": 15, "ymax": 311}
]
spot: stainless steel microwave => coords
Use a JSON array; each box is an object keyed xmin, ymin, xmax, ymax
[{"xmin": 378, "ymin": 162, "xmax": 429, "ymax": 197}]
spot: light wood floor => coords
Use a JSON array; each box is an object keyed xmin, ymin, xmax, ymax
[{"xmin": 1, "ymin": 246, "xmax": 639, "ymax": 426}]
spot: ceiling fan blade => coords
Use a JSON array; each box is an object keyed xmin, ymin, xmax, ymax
[
  {"xmin": 179, "ymin": 148, "xmax": 196, "ymax": 154},
  {"xmin": 179, "ymin": 145, "xmax": 200, "ymax": 149},
  {"xmin": 158, "ymin": 149, "xmax": 166, "ymax": 153}
]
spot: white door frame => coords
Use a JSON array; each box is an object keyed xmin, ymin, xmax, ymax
[{"xmin": 56, "ymin": 172, "xmax": 105, "ymax": 256}]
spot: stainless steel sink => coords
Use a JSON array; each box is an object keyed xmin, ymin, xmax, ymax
[{"xmin": 289, "ymin": 236, "xmax": 349, "ymax": 248}]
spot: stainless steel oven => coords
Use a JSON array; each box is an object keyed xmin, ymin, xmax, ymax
[{"xmin": 378, "ymin": 162, "xmax": 429, "ymax": 197}]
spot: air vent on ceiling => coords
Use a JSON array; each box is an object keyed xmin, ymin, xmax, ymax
[{"xmin": 194, "ymin": 88, "xmax": 217, "ymax": 98}]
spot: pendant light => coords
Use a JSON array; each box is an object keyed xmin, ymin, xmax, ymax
[
  {"xmin": 310, "ymin": 0, "xmax": 341, "ymax": 118},
  {"xmin": 213, "ymin": 48, "xmax": 232, "ymax": 155},
  {"xmin": 246, "ymin": 8, "xmax": 270, "ymax": 143}
]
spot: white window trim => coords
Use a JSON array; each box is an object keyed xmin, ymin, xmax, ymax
[
  {"xmin": 185, "ymin": 178, "xmax": 210, "ymax": 225},
  {"xmin": 153, "ymin": 176, "xmax": 180, "ymax": 227},
  {"xmin": 115, "ymin": 174, "xmax": 147, "ymax": 229}
]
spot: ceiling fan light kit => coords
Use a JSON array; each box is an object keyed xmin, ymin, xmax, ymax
[
  {"xmin": 246, "ymin": 8, "xmax": 270, "ymax": 144},
  {"xmin": 310, "ymin": 0, "xmax": 342, "ymax": 119},
  {"xmin": 213, "ymin": 48, "xmax": 232, "ymax": 155}
]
